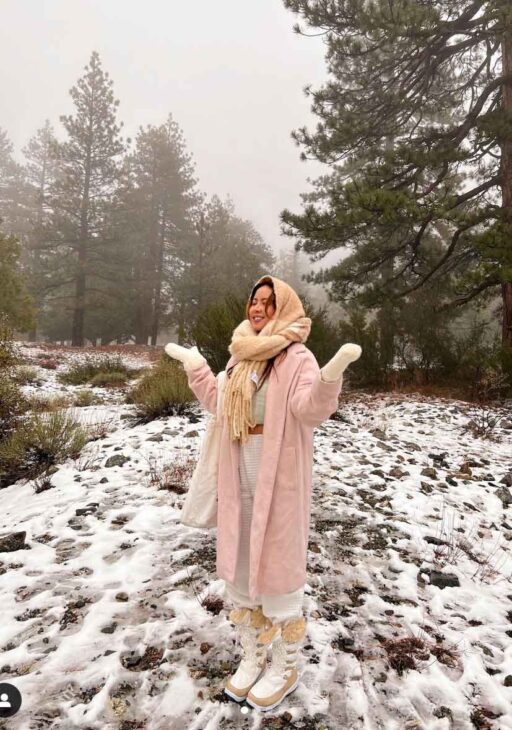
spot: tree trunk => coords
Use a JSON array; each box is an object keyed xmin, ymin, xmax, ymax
[
  {"xmin": 151, "ymin": 222, "xmax": 165, "ymax": 346},
  {"xmin": 501, "ymin": 27, "xmax": 512, "ymax": 348}
]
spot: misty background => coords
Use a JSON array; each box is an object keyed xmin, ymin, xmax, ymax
[{"xmin": 0, "ymin": 0, "xmax": 328, "ymax": 256}]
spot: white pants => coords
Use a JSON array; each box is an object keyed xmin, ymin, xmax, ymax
[{"xmin": 223, "ymin": 433, "xmax": 304, "ymax": 623}]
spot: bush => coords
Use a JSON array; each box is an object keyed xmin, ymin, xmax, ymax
[
  {"xmin": 89, "ymin": 371, "xmax": 128, "ymax": 388},
  {"xmin": 26, "ymin": 393, "xmax": 72, "ymax": 412},
  {"xmin": 0, "ymin": 314, "xmax": 22, "ymax": 372},
  {"xmin": 57, "ymin": 354, "xmax": 138, "ymax": 385},
  {"xmin": 190, "ymin": 293, "xmax": 246, "ymax": 374},
  {"xmin": 38, "ymin": 359, "xmax": 59, "ymax": 370},
  {"xmin": 126, "ymin": 356, "xmax": 196, "ymax": 423},
  {"xmin": 12, "ymin": 365, "xmax": 44, "ymax": 386},
  {"xmin": 0, "ymin": 375, "xmax": 30, "ymax": 442},
  {"xmin": 72, "ymin": 391, "xmax": 104, "ymax": 407},
  {"xmin": 0, "ymin": 410, "xmax": 88, "ymax": 488}
]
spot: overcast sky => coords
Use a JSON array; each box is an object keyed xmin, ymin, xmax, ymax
[{"xmin": 1, "ymin": 0, "xmax": 332, "ymax": 263}]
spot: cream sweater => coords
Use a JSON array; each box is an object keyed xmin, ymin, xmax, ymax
[{"xmin": 251, "ymin": 376, "xmax": 269, "ymax": 424}]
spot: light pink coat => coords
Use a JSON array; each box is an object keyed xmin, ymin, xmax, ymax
[{"xmin": 186, "ymin": 342, "xmax": 343, "ymax": 599}]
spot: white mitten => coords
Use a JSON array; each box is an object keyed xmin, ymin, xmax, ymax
[
  {"xmin": 320, "ymin": 343, "xmax": 362, "ymax": 383},
  {"xmin": 164, "ymin": 343, "xmax": 207, "ymax": 372}
]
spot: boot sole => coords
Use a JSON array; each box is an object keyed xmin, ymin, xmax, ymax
[
  {"xmin": 246, "ymin": 676, "xmax": 299, "ymax": 712},
  {"xmin": 224, "ymin": 666, "xmax": 266, "ymax": 702}
]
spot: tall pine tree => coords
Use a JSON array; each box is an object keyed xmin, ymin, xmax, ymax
[
  {"xmin": 282, "ymin": 0, "xmax": 512, "ymax": 352},
  {"xmin": 47, "ymin": 51, "xmax": 124, "ymax": 345}
]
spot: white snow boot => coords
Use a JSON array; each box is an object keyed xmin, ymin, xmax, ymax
[
  {"xmin": 246, "ymin": 615, "xmax": 306, "ymax": 712},
  {"xmin": 224, "ymin": 605, "xmax": 272, "ymax": 702}
]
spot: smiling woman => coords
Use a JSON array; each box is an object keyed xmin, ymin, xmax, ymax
[
  {"xmin": 165, "ymin": 273, "xmax": 362, "ymax": 712},
  {"xmin": 248, "ymin": 284, "xmax": 276, "ymax": 333}
]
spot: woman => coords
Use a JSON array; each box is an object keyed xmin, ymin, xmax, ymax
[{"xmin": 165, "ymin": 274, "xmax": 361, "ymax": 712}]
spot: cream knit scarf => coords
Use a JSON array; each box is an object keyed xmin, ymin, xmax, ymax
[{"xmin": 223, "ymin": 275, "xmax": 311, "ymax": 444}]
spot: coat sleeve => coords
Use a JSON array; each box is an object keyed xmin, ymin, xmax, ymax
[
  {"xmin": 289, "ymin": 350, "xmax": 343, "ymax": 428},
  {"xmin": 185, "ymin": 361, "xmax": 218, "ymax": 416}
]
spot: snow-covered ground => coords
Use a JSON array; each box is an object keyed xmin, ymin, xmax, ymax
[{"xmin": 1, "ymin": 344, "xmax": 512, "ymax": 730}]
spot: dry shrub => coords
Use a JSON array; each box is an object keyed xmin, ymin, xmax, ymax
[
  {"xmin": 0, "ymin": 411, "xmax": 88, "ymax": 488},
  {"xmin": 143, "ymin": 452, "xmax": 196, "ymax": 493},
  {"xmin": 126, "ymin": 357, "xmax": 196, "ymax": 423}
]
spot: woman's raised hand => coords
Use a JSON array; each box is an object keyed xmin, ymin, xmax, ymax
[
  {"xmin": 164, "ymin": 343, "xmax": 206, "ymax": 371},
  {"xmin": 320, "ymin": 343, "xmax": 362, "ymax": 382}
]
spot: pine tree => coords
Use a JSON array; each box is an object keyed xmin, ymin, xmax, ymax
[
  {"xmin": 21, "ymin": 120, "xmax": 59, "ymax": 340},
  {"xmin": 282, "ymin": 0, "xmax": 512, "ymax": 350},
  {"xmin": 0, "ymin": 230, "xmax": 36, "ymax": 331},
  {"xmin": 0, "ymin": 129, "xmax": 31, "ymax": 243},
  {"xmin": 48, "ymin": 51, "xmax": 124, "ymax": 345},
  {"xmin": 118, "ymin": 114, "xmax": 200, "ymax": 345}
]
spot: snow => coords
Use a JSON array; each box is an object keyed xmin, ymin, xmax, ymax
[{"xmin": 0, "ymin": 343, "xmax": 511, "ymax": 729}]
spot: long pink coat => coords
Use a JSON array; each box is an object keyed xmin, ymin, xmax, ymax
[{"xmin": 186, "ymin": 342, "xmax": 343, "ymax": 599}]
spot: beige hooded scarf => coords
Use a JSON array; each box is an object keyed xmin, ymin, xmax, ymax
[{"xmin": 222, "ymin": 274, "xmax": 312, "ymax": 444}]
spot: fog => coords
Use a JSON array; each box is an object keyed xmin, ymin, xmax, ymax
[{"xmin": 0, "ymin": 0, "xmax": 329, "ymax": 255}]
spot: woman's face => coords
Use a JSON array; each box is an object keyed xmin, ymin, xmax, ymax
[{"xmin": 249, "ymin": 284, "xmax": 275, "ymax": 332}]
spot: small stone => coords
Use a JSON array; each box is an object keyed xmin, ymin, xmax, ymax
[
  {"xmin": 0, "ymin": 531, "xmax": 27, "ymax": 553},
  {"xmin": 115, "ymin": 592, "xmax": 129, "ymax": 602},
  {"xmin": 421, "ymin": 467, "xmax": 437, "ymax": 479},
  {"xmin": 504, "ymin": 675, "xmax": 512, "ymax": 687},
  {"xmin": 101, "ymin": 622, "xmax": 118, "ymax": 634},
  {"xmin": 105, "ymin": 454, "xmax": 130, "ymax": 468},
  {"xmin": 496, "ymin": 487, "xmax": 512, "ymax": 508},
  {"xmin": 429, "ymin": 570, "xmax": 460, "ymax": 589},
  {"xmin": 370, "ymin": 428, "xmax": 387, "ymax": 440}
]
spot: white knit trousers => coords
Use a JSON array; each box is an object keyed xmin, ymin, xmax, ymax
[{"xmin": 223, "ymin": 433, "xmax": 304, "ymax": 623}]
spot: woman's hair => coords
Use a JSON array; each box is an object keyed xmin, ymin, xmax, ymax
[{"xmin": 227, "ymin": 279, "xmax": 288, "ymax": 389}]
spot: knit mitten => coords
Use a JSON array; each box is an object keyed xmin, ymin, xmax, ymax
[
  {"xmin": 164, "ymin": 343, "xmax": 206, "ymax": 372},
  {"xmin": 320, "ymin": 343, "xmax": 362, "ymax": 383}
]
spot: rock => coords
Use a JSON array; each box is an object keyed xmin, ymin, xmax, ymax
[
  {"xmin": 428, "ymin": 452, "xmax": 449, "ymax": 467},
  {"xmin": 459, "ymin": 462, "xmax": 473, "ymax": 476},
  {"xmin": 115, "ymin": 592, "xmax": 129, "ymax": 602},
  {"xmin": 76, "ymin": 505, "xmax": 97, "ymax": 516},
  {"xmin": 376, "ymin": 441, "xmax": 395, "ymax": 452},
  {"xmin": 495, "ymin": 487, "xmax": 512, "ymax": 508},
  {"xmin": 162, "ymin": 428, "xmax": 180, "ymax": 436},
  {"xmin": 99, "ymin": 477, "xmax": 109, "ymax": 483},
  {"xmin": 421, "ymin": 467, "xmax": 438, "ymax": 479},
  {"xmin": 0, "ymin": 531, "xmax": 27, "ymax": 553},
  {"xmin": 429, "ymin": 570, "xmax": 460, "ymax": 589},
  {"xmin": 424, "ymin": 535, "xmax": 446, "ymax": 546},
  {"xmin": 67, "ymin": 517, "xmax": 83, "ymax": 530},
  {"xmin": 101, "ymin": 622, "xmax": 118, "ymax": 634},
  {"xmin": 370, "ymin": 428, "xmax": 387, "ymax": 440},
  {"xmin": 389, "ymin": 467, "xmax": 409, "ymax": 478},
  {"xmin": 371, "ymin": 469, "xmax": 385, "ymax": 478},
  {"xmin": 105, "ymin": 454, "xmax": 130, "ymax": 468},
  {"xmin": 504, "ymin": 675, "xmax": 512, "ymax": 687},
  {"xmin": 500, "ymin": 473, "xmax": 512, "ymax": 487},
  {"xmin": 184, "ymin": 430, "xmax": 199, "ymax": 438},
  {"xmin": 147, "ymin": 434, "xmax": 163, "ymax": 442},
  {"xmin": 404, "ymin": 442, "xmax": 422, "ymax": 452},
  {"xmin": 420, "ymin": 482, "xmax": 434, "ymax": 494}
]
